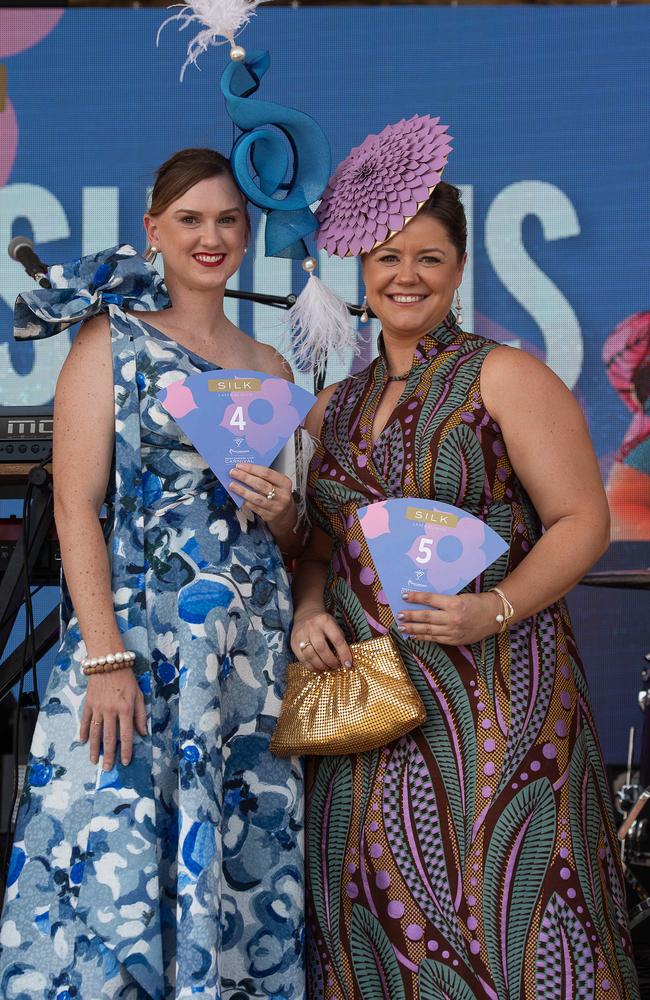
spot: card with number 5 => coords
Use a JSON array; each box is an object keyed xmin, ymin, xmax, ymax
[
  {"xmin": 358, "ymin": 497, "xmax": 509, "ymax": 622},
  {"xmin": 158, "ymin": 370, "xmax": 317, "ymax": 507}
]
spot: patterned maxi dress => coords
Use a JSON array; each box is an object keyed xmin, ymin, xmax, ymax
[
  {"xmin": 0, "ymin": 247, "xmax": 305, "ymax": 1000},
  {"xmin": 305, "ymin": 315, "xmax": 640, "ymax": 1000}
]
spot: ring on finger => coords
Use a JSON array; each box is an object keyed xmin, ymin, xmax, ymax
[
  {"xmin": 92, "ymin": 719, "xmax": 102, "ymax": 728},
  {"xmin": 266, "ymin": 487, "xmax": 277, "ymax": 501},
  {"xmin": 299, "ymin": 639, "xmax": 312, "ymax": 651}
]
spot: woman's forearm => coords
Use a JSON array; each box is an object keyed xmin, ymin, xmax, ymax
[
  {"xmin": 494, "ymin": 513, "xmax": 609, "ymax": 624},
  {"xmin": 55, "ymin": 502, "xmax": 123, "ymax": 656},
  {"xmin": 292, "ymin": 556, "xmax": 329, "ymax": 619},
  {"xmin": 268, "ymin": 502, "xmax": 304, "ymax": 558}
]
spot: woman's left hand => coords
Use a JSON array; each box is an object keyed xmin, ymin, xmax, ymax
[
  {"xmin": 229, "ymin": 463, "xmax": 295, "ymax": 527},
  {"xmin": 397, "ymin": 590, "xmax": 503, "ymax": 646}
]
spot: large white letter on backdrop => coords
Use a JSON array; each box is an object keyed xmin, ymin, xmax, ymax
[
  {"xmin": 458, "ymin": 184, "xmax": 474, "ymax": 335},
  {"xmin": 82, "ymin": 186, "xmax": 119, "ymax": 256},
  {"xmin": 0, "ymin": 183, "xmax": 71, "ymax": 405},
  {"xmin": 485, "ymin": 181, "xmax": 582, "ymax": 389}
]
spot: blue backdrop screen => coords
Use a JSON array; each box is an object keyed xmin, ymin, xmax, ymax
[{"xmin": 0, "ymin": 6, "xmax": 648, "ymax": 762}]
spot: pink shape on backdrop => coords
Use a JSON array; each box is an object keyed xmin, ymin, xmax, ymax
[
  {"xmin": 0, "ymin": 99, "xmax": 18, "ymax": 187},
  {"xmin": 161, "ymin": 381, "xmax": 197, "ymax": 419},
  {"xmin": 0, "ymin": 11, "xmax": 64, "ymax": 58},
  {"xmin": 359, "ymin": 501, "xmax": 389, "ymax": 539}
]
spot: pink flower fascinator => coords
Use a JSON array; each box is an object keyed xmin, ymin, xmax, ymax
[{"xmin": 316, "ymin": 115, "xmax": 453, "ymax": 257}]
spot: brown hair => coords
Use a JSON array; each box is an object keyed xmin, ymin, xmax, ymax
[
  {"xmin": 419, "ymin": 181, "xmax": 467, "ymax": 261},
  {"xmin": 149, "ymin": 148, "xmax": 250, "ymax": 233}
]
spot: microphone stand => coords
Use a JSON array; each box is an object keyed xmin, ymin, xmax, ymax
[{"xmin": 224, "ymin": 285, "xmax": 373, "ymax": 322}]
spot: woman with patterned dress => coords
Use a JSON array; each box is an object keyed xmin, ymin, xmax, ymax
[
  {"xmin": 0, "ymin": 150, "xmax": 306, "ymax": 1000},
  {"xmin": 291, "ymin": 181, "xmax": 640, "ymax": 999}
]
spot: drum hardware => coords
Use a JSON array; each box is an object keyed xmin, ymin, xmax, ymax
[
  {"xmin": 619, "ymin": 787, "xmax": 650, "ymax": 860},
  {"xmin": 580, "ymin": 569, "xmax": 650, "ymax": 590},
  {"xmin": 581, "ymin": 556, "xmax": 650, "ymax": 954},
  {"xmin": 0, "ymin": 465, "xmax": 54, "ymax": 681},
  {"xmin": 0, "ymin": 689, "xmax": 38, "ymax": 900},
  {"xmin": 0, "ymin": 459, "xmax": 56, "ymax": 897},
  {"xmin": 0, "ymin": 691, "xmax": 38, "ymax": 833},
  {"xmin": 0, "ymin": 516, "xmax": 60, "ymax": 584},
  {"xmin": 614, "ymin": 654, "xmax": 650, "ymax": 957}
]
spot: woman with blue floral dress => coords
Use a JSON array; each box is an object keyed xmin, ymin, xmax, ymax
[{"xmin": 0, "ymin": 149, "xmax": 306, "ymax": 1000}]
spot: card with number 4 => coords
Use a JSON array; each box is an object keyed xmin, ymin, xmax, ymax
[{"xmin": 158, "ymin": 370, "xmax": 317, "ymax": 507}]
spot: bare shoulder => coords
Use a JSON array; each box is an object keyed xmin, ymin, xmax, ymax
[
  {"xmin": 481, "ymin": 344, "xmax": 576, "ymax": 420},
  {"xmin": 74, "ymin": 312, "xmax": 111, "ymax": 345},
  {"xmin": 57, "ymin": 314, "xmax": 112, "ymax": 389},
  {"xmin": 305, "ymin": 381, "xmax": 342, "ymax": 439},
  {"xmin": 250, "ymin": 339, "xmax": 295, "ymax": 382}
]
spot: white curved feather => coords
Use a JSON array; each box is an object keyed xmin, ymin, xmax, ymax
[
  {"xmin": 158, "ymin": 0, "xmax": 270, "ymax": 79},
  {"xmin": 293, "ymin": 427, "xmax": 318, "ymax": 532},
  {"xmin": 288, "ymin": 274, "xmax": 357, "ymax": 383}
]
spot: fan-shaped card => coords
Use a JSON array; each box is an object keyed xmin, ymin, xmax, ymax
[
  {"xmin": 158, "ymin": 370, "xmax": 317, "ymax": 507},
  {"xmin": 358, "ymin": 498, "xmax": 509, "ymax": 620}
]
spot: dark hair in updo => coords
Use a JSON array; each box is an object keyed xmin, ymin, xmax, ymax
[
  {"xmin": 149, "ymin": 148, "xmax": 250, "ymax": 234},
  {"xmin": 419, "ymin": 181, "xmax": 467, "ymax": 261}
]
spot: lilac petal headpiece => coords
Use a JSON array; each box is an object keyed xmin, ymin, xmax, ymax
[{"xmin": 316, "ymin": 115, "xmax": 452, "ymax": 257}]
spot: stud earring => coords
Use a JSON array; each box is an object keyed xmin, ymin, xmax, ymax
[
  {"xmin": 360, "ymin": 294, "xmax": 369, "ymax": 323},
  {"xmin": 144, "ymin": 245, "xmax": 159, "ymax": 264},
  {"xmin": 455, "ymin": 288, "xmax": 464, "ymax": 327}
]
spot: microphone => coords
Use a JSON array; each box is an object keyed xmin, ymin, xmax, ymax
[{"xmin": 8, "ymin": 236, "xmax": 51, "ymax": 289}]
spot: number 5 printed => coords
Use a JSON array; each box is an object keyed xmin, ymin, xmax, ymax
[{"xmin": 415, "ymin": 537, "xmax": 433, "ymax": 564}]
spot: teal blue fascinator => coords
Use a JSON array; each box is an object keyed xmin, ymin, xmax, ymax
[
  {"xmin": 159, "ymin": 0, "xmax": 356, "ymax": 381},
  {"xmin": 222, "ymin": 49, "xmax": 328, "ymax": 262}
]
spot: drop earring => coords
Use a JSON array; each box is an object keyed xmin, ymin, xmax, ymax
[
  {"xmin": 144, "ymin": 245, "xmax": 159, "ymax": 264},
  {"xmin": 360, "ymin": 294, "xmax": 369, "ymax": 323},
  {"xmin": 455, "ymin": 288, "xmax": 463, "ymax": 327}
]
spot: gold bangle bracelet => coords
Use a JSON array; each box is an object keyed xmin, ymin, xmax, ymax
[{"xmin": 491, "ymin": 586, "xmax": 515, "ymax": 634}]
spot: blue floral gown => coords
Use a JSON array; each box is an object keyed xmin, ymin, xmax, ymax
[{"xmin": 0, "ymin": 247, "xmax": 306, "ymax": 1000}]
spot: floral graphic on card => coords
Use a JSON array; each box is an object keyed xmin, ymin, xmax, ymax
[
  {"xmin": 358, "ymin": 498, "xmax": 509, "ymax": 622},
  {"xmin": 158, "ymin": 370, "xmax": 316, "ymax": 507}
]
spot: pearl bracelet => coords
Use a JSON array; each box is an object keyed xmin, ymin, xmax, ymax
[
  {"xmin": 82, "ymin": 650, "xmax": 136, "ymax": 676},
  {"xmin": 491, "ymin": 586, "xmax": 515, "ymax": 634}
]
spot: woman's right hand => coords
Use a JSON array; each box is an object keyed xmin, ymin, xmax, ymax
[
  {"xmin": 291, "ymin": 612, "xmax": 353, "ymax": 672},
  {"xmin": 79, "ymin": 670, "xmax": 148, "ymax": 769}
]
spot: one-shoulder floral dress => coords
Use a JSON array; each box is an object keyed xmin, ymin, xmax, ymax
[
  {"xmin": 305, "ymin": 316, "xmax": 639, "ymax": 1000},
  {"xmin": 0, "ymin": 246, "xmax": 305, "ymax": 1000}
]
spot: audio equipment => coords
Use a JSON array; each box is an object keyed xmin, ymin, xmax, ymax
[{"xmin": 0, "ymin": 407, "xmax": 53, "ymax": 466}]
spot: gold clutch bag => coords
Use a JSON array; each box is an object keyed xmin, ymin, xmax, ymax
[{"xmin": 270, "ymin": 634, "xmax": 426, "ymax": 756}]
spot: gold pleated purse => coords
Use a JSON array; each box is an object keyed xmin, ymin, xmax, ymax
[{"xmin": 269, "ymin": 634, "xmax": 426, "ymax": 756}]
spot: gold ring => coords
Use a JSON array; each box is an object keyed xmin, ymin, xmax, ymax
[
  {"xmin": 92, "ymin": 720, "xmax": 102, "ymax": 728},
  {"xmin": 266, "ymin": 488, "xmax": 277, "ymax": 501},
  {"xmin": 299, "ymin": 640, "xmax": 312, "ymax": 651}
]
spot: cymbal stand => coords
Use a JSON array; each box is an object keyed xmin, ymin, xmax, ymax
[{"xmin": 0, "ymin": 463, "xmax": 57, "ymax": 702}]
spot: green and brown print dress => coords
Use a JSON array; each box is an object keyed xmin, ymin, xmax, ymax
[{"xmin": 305, "ymin": 314, "xmax": 639, "ymax": 1000}]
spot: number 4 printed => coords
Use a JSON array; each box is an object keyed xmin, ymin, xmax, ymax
[{"xmin": 229, "ymin": 406, "xmax": 246, "ymax": 431}]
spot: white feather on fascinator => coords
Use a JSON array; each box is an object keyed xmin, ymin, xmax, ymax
[{"xmin": 158, "ymin": 0, "xmax": 271, "ymax": 79}]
